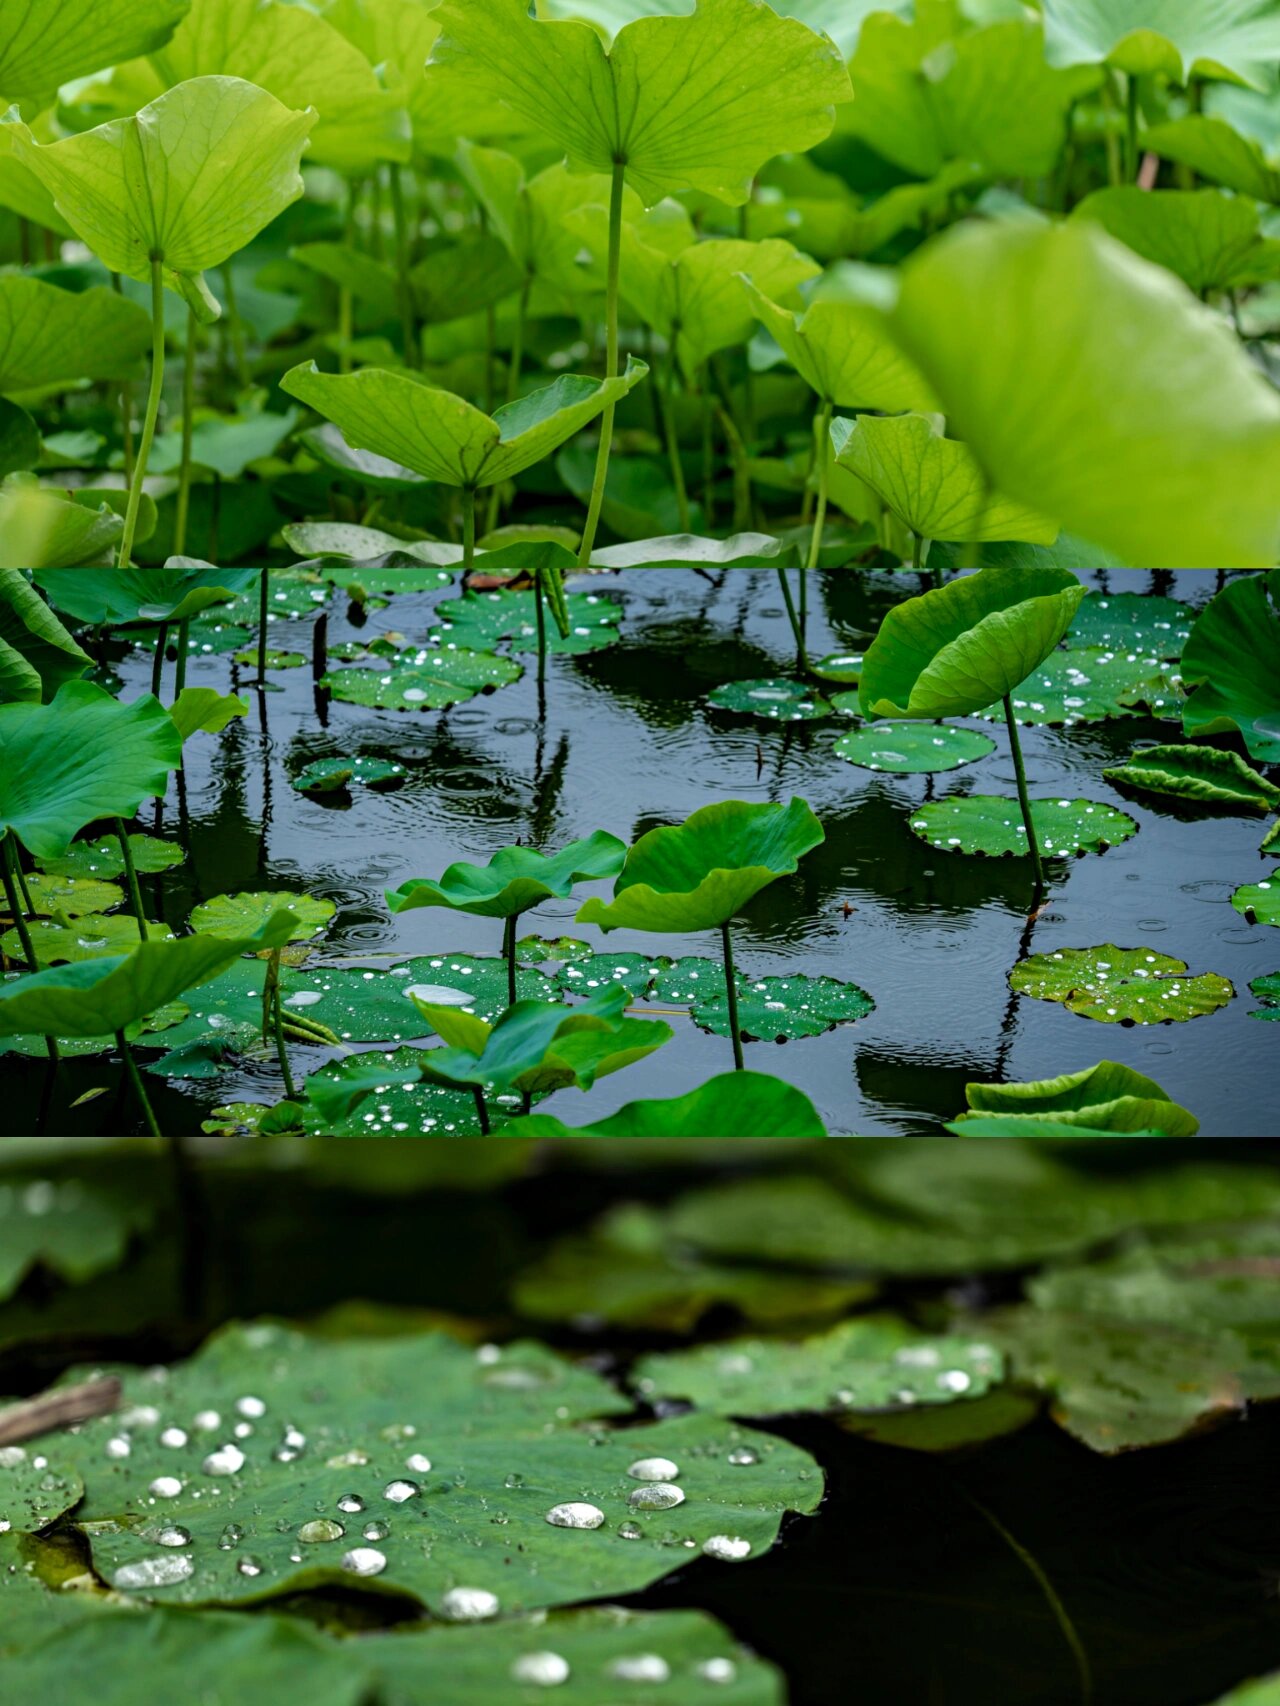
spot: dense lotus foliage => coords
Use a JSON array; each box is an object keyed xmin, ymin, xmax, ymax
[{"xmin": 0, "ymin": 0, "xmax": 1278, "ymax": 569}]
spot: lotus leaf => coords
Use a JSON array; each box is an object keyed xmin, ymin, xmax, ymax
[
  {"xmin": 593, "ymin": 534, "xmax": 793, "ymax": 565},
  {"xmin": 34, "ymin": 567, "xmax": 258, "ymax": 626},
  {"xmin": 707, "ymin": 679, "xmax": 832, "ymax": 721},
  {"xmin": 46, "ymin": 1320, "xmax": 820, "ymax": 1612},
  {"xmin": 36, "ymin": 834, "xmax": 184, "ymax": 880},
  {"xmin": 980, "ymin": 647, "xmax": 1182, "ymax": 726},
  {"xmin": 190, "ymin": 890, "xmax": 335, "ymax": 941},
  {"xmin": 577, "ymin": 798, "xmax": 824, "ymax": 935},
  {"xmin": 1010, "ymin": 943, "xmax": 1234, "ymax": 1024},
  {"xmin": 833, "ymin": 721, "xmax": 995, "ymax": 773},
  {"xmin": 7, "ymin": 78, "xmax": 316, "ymax": 321},
  {"xmin": 0, "ymin": 1156, "xmax": 161, "ymax": 1301},
  {"xmin": 1067, "ymin": 591, "xmax": 1194, "ymax": 656},
  {"xmin": 322, "ymin": 650, "xmax": 521, "ymax": 710},
  {"xmin": 956, "ymin": 1060, "xmax": 1199, "ymax": 1137},
  {"xmin": 0, "ymin": 568, "xmax": 89, "ymax": 704},
  {"xmin": 1232, "ymin": 869, "xmax": 1280, "ymax": 927},
  {"xmin": 0, "ymin": 0, "xmax": 191, "ymax": 102},
  {"xmin": 688, "ymin": 972, "xmax": 874, "ymax": 1043},
  {"xmin": 0, "ymin": 278, "xmax": 151, "ymax": 393},
  {"xmin": 1043, "ymin": 0, "xmax": 1280, "ymax": 88},
  {"xmin": 1072, "ymin": 186, "xmax": 1280, "ymax": 293},
  {"xmin": 857, "ymin": 565, "xmax": 1086, "ymax": 721},
  {"xmin": 0, "ymin": 680, "xmax": 181, "ymax": 859},
  {"xmin": 1104, "ymin": 744, "xmax": 1280, "ymax": 811},
  {"xmin": 830, "ymin": 413, "xmax": 1058, "ymax": 547},
  {"xmin": 504, "ymin": 1070, "xmax": 827, "ymax": 1140},
  {"xmin": 742, "ymin": 278, "xmax": 936, "ymax": 413},
  {"xmin": 556, "ymin": 951, "xmax": 673, "ymax": 999},
  {"xmin": 433, "ymin": 587, "xmax": 622, "ymax": 655},
  {"xmin": 1180, "ymin": 569, "xmax": 1280, "ymax": 760},
  {"xmin": 908, "ymin": 796, "xmax": 1138, "ymax": 858},
  {"xmin": 0, "ymin": 909, "xmax": 300, "ymax": 1038},
  {"xmin": 22, "ymin": 873, "xmax": 123, "ymax": 917},
  {"xmin": 2, "ymin": 913, "xmax": 172, "ymax": 968},
  {"xmin": 389, "ymin": 832, "xmax": 627, "ymax": 923},
  {"xmin": 1143, "ymin": 114, "xmax": 1280, "ymax": 202},
  {"xmin": 291, "ymin": 757, "xmax": 406, "ymax": 795},
  {"xmin": 1249, "ymin": 972, "xmax": 1280, "ymax": 1020}
]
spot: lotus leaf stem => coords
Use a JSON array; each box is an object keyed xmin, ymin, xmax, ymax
[
  {"xmin": 117, "ymin": 1029, "xmax": 162, "ymax": 1138},
  {"xmin": 117, "ymin": 256, "xmax": 167, "ymax": 570},
  {"xmin": 806, "ymin": 399, "xmax": 833, "ymax": 571},
  {"xmin": 664, "ymin": 352, "xmax": 692, "ymax": 534},
  {"xmin": 775, "ymin": 568, "xmax": 807, "ymax": 674},
  {"xmin": 151, "ymin": 624, "xmax": 169, "ymax": 699},
  {"xmin": 266, "ymin": 947, "xmax": 298, "ymax": 1101},
  {"xmin": 2, "ymin": 834, "xmax": 57, "ymax": 1065},
  {"xmin": 462, "ymin": 487, "xmax": 477, "ymax": 571},
  {"xmin": 258, "ymin": 568, "xmax": 269, "ymax": 679},
  {"xmin": 174, "ymin": 304, "xmax": 197, "ymax": 557},
  {"xmin": 111, "ymin": 271, "xmax": 136, "ymax": 485},
  {"xmin": 174, "ymin": 621, "xmax": 190, "ymax": 697},
  {"xmin": 114, "ymin": 818, "xmax": 149, "ymax": 939},
  {"xmin": 389, "ymin": 164, "xmax": 418, "ymax": 369},
  {"xmin": 720, "ymin": 921, "xmax": 745, "ymax": 1072},
  {"xmin": 534, "ymin": 571, "xmax": 547, "ymax": 686},
  {"xmin": 577, "ymin": 159, "xmax": 627, "ymax": 568},
  {"xmin": 472, "ymin": 1085, "xmax": 491, "ymax": 1135},
  {"xmin": 1002, "ymin": 695, "xmax": 1046, "ymax": 895},
  {"xmin": 503, "ymin": 912, "xmax": 521, "ymax": 1007}
]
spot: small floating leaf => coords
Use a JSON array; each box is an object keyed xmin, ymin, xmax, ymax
[
  {"xmin": 834, "ymin": 722, "xmax": 995, "ymax": 773},
  {"xmin": 1232, "ymin": 869, "xmax": 1280, "ymax": 927},
  {"xmin": 1249, "ymin": 972, "xmax": 1280, "ymax": 1021},
  {"xmin": 35, "ymin": 833, "xmax": 184, "ymax": 881},
  {"xmin": 189, "ymin": 892, "xmax": 335, "ymax": 942},
  {"xmin": 706, "ymin": 679, "xmax": 832, "ymax": 721},
  {"xmin": 690, "ymin": 972, "xmax": 875, "ymax": 1043},
  {"xmin": 322, "ymin": 649, "xmax": 521, "ymax": 710},
  {"xmin": 1067, "ymin": 591, "xmax": 1193, "ymax": 658},
  {"xmin": 909, "ymin": 796, "xmax": 1137, "ymax": 858},
  {"xmin": 291, "ymin": 757, "xmax": 407, "ymax": 795},
  {"xmin": 1010, "ymin": 944, "xmax": 1233, "ymax": 1024}
]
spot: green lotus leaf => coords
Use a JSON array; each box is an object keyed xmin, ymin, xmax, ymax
[
  {"xmin": 151, "ymin": 0, "xmax": 408, "ymax": 174},
  {"xmin": 1, "ymin": 913, "xmax": 173, "ymax": 968},
  {"xmin": 388, "ymin": 832, "xmax": 627, "ymax": 923},
  {"xmin": 556, "ymin": 951, "xmax": 673, "ymax": 999},
  {"xmin": 34, "ymin": 567, "xmax": 258, "ymax": 626},
  {"xmin": 300, "ymin": 1048, "xmax": 495, "ymax": 1139},
  {"xmin": 540, "ymin": 0, "xmax": 890, "ymax": 59},
  {"xmin": 945, "ymin": 1116, "xmax": 1170, "ymax": 1137},
  {"xmin": 1143, "ymin": 114, "xmax": 1280, "ymax": 203},
  {"xmin": 1180, "ymin": 568, "xmax": 1280, "ymax": 760},
  {"xmin": 0, "ymin": 680, "xmax": 181, "ymax": 859},
  {"xmin": 624, "ymin": 233, "xmax": 819, "ymax": 381},
  {"xmin": 516, "ymin": 1202, "xmax": 863, "ymax": 1331},
  {"xmin": 298, "ymin": 423, "xmax": 427, "ymax": 493},
  {"xmin": 286, "ymin": 523, "xmax": 463, "ymax": 565},
  {"xmin": 0, "ymin": 485, "xmax": 123, "ymax": 569},
  {"xmin": 1250, "ymin": 971, "xmax": 1280, "ymax": 1020},
  {"xmin": 857, "ymin": 565, "xmax": 1086, "ymax": 721},
  {"xmin": 503, "ymin": 1070, "xmax": 828, "ymax": 1140},
  {"xmin": 0, "ymin": 568, "xmax": 89, "ymax": 705},
  {"xmin": 48, "ymin": 1320, "xmax": 820, "ymax": 1612},
  {"xmin": 0, "ymin": 0, "xmax": 190, "ymax": 102},
  {"xmin": 1072, "ymin": 186, "xmax": 1280, "ymax": 293},
  {"xmin": 687, "ymin": 971, "xmax": 874, "ymax": 1043},
  {"xmin": 37, "ymin": 833, "xmax": 184, "ymax": 880},
  {"xmin": 0, "ymin": 397, "xmax": 37, "ymax": 478},
  {"xmin": 433, "ymin": 587, "xmax": 622, "ymax": 656},
  {"xmin": 909, "ymin": 795, "xmax": 1138, "ymax": 859},
  {"xmin": 633, "ymin": 1317, "xmax": 1004, "ymax": 1418},
  {"xmin": 1010, "ymin": 943, "xmax": 1234, "ymax": 1025},
  {"xmin": 291, "ymin": 756, "xmax": 406, "ymax": 795},
  {"xmin": 956, "ymin": 1059, "xmax": 1199, "ymax": 1138},
  {"xmin": 890, "ymin": 220, "xmax": 1280, "ymax": 567},
  {"xmin": 22, "ymin": 872, "xmax": 123, "ymax": 917},
  {"xmin": 213, "ymin": 570, "xmax": 331, "ymax": 625},
  {"xmin": 834, "ymin": 721, "xmax": 995, "ymax": 773},
  {"xmin": 1104, "ymin": 743, "xmax": 1280, "ymax": 811},
  {"xmin": 1232, "ymin": 868, "xmax": 1280, "ymax": 927},
  {"xmin": 742, "ymin": 277, "xmax": 936, "ymax": 412},
  {"xmin": 282, "ymin": 358, "xmax": 648, "ymax": 491},
  {"xmin": 322, "ymin": 649, "xmax": 522, "ymax": 710},
  {"xmin": 169, "ymin": 689, "xmax": 248, "ymax": 744},
  {"xmin": 0, "ymin": 278, "xmax": 151, "ymax": 394},
  {"xmin": 190, "ymin": 890, "xmax": 335, "ymax": 942},
  {"xmin": 831, "ymin": 413, "xmax": 1058, "ymax": 547},
  {"xmin": 0, "ymin": 1447, "xmax": 83, "ymax": 1531},
  {"xmin": 987, "ymin": 1307, "xmax": 1247, "ymax": 1453},
  {"xmin": 428, "ymin": 0, "xmax": 851, "ymax": 208},
  {"xmin": 706, "ymin": 678, "xmax": 832, "ymax": 721},
  {"xmin": 516, "ymin": 934, "xmax": 594, "ymax": 967},
  {"xmin": 1043, "ymin": 0, "xmax": 1280, "ymax": 88},
  {"xmin": 1067, "ymin": 591, "xmax": 1193, "ymax": 657},
  {"xmin": 0, "ymin": 909, "xmax": 300, "ymax": 1038},
  {"xmin": 592, "ymin": 534, "xmax": 793, "ymax": 565},
  {"xmin": 0, "ymin": 1153, "xmax": 161, "ymax": 1303},
  {"xmin": 651, "ymin": 956, "xmax": 729, "ymax": 1003},
  {"xmin": 847, "ymin": 11, "xmax": 1099, "ymax": 180},
  {"xmin": 979, "ymin": 646, "xmax": 1182, "ymax": 727},
  {"xmin": 577, "ymin": 798, "xmax": 824, "ymax": 935},
  {"xmin": 232, "ymin": 647, "xmax": 306, "ymax": 671},
  {"xmin": 6, "ymin": 78, "xmax": 316, "ymax": 322}
]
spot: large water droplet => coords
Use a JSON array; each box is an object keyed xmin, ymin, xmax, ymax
[
  {"xmin": 341, "ymin": 1547, "xmax": 387, "ymax": 1577},
  {"xmin": 363, "ymin": 1519, "xmax": 390, "ymax": 1542},
  {"xmin": 510, "ymin": 1652, "xmax": 570, "ymax": 1686},
  {"xmin": 697, "ymin": 1657, "xmax": 737, "ymax": 1683},
  {"xmin": 702, "ymin": 1534, "xmax": 751, "ymax": 1561},
  {"xmin": 237, "ymin": 1555, "xmax": 264, "ymax": 1578},
  {"xmin": 545, "ymin": 1502, "xmax": 604, "ymax": 1530},
  {"xmin": 235, "ymin": 1396, "xmax": 266, "ymax": 1419},
  {"xmin": 628, "ymin": 1483, "xmax": 684, "ymax": 1511},
  {"xmin": 627, "ymin": 1456, "xmax": 679, "ymax": 1482},
  {"xmin": 609, "ymin": 1655, "xmax": 670, "ymax": 1683},
  {"xmin": 383, "ymin": 1479, "xmax": 419, "ymax": 1504},
  {"xmin": 159, "ymin": 1428, "xmax": 188, "ymax": 1449},
  {"xmin": 203, "ymin": 1444, "xmax": 245, "ymax": 1476},
  {"xmin": 298, "ymin": 1518, "xmax": 345, "ymax": 1544},
  {"xmin": 114, "ymin": 1554, "xmax": 194, "ymax": 1591},
  {"xmin": 727, "ymin": 1448, "xmax": 759, "ymax": 1467},
  {"xmin": 156, "ymin": 1526, "xmax": 191, "ymax": 1548},
  {"xmin": 336, "ymin": 1493, "xmax": 365, "ymax": 1514},
  {"xmin": 217, "ymin": 1523, "xmax": 244, "ymax": 1551},
  {"xmin": 105, "ymin": 1437, "xmax": 131, "ymax": 1461},
  {"xmin": 149, "ymin": 1476, "xmax": 182, "ymax": 1499},
  {"xmin": 439, "ymin": 1585, "xmax": 499, "ymax": 1621},
  {"xmin": 405, "ymin": 1453, "xmax": 432, "ymax": 1474}
]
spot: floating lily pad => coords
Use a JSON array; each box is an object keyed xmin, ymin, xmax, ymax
[
  {"xmin": 435, "ymin": 587, "xmax": 623, "ymax": 656},
  {"xmin": 23, "ymin": 873, "xmax": 125, "ymax": 917},
  {"xmin": 633, "ymin": 1318, "xmax": 1003, "ymax": 1418},
  {"xmin": 35, "ymin": 834, "xmax": 185, "ymax": 881},
  {"xmin": 1103, "ymin": 744, "xmax": 1280, "ymax": 812},
  {"xmin": 2, "ymin": 913, "xmax": 172, "ymax": 967},
  {"xmin": 652, "ymin": 957, "xmax": 725, "ymax": 1004},
  {"xmin": 1010, "ymin": 944, "xmax": 1233, "ymax": 1024},
  {"xmin": 811, "ymin": 652, "xmax": 865, "ymax": 684},
  {"xmin": 232, "ymin": 648, "xmax": 307, "ymax": 670},
  {"xmin": 291, "ymin": 757, "xmax": 408, "ymax": 795},
  {"xmin": 322, "ymin": 649, "xmax": 522, "ymax": 710},
  {"xmin": 1249, "ymin": 973, "xmax": 1280, "ymax": 1021},
  {"xmin": 909, "ymin": 796, "xmax": 1138, "ymax": 858},
  {"xmin": 556, "ymin": 952, "xmax": 672, "ymax": 1000},
  {"xmin": 303, "ymin": 1048, "xmax": 493, "ymax": 1137},
  {"xmin": 318, "ymin": 566, "xmax": 455, "ymax": 596},
  {"xmin": 189, "ymin": 892, "xmax": 335, "ymax": 942},
  {"xmin": 834, "ymin": 722, "xmax": 996, "ymax": 773},
  {"xmin": 516, "ymin": 935, "xmax": 595, "ymax": 967},
  {"xmin": 52, "ymin": 1321, "xmax": 821, "ymax": 1615},
  {"xmin": 1067, "ymin": 592, "xmax": 1194, "ymax": 658},
  {"xmin": 0, "ymin": 1446, "xmax": 84, "ymax": 1531},
  {"xmin": 706, "ymin": 679, "xmax": 832, "ymax": 721},
  {"xmin": 689, "ymin": 973, "xmax": 875, "ymax": 1043},
  {"xmin": 979, "ymin": 647, "xmax": 1183, "ymax": 725},
  {"xmin": 1233, "ymin": 870, "xmax": 1280, "ymax": 927},
  {"xmin": 215, "ymin": 573, "xmax": 333, "ymax": 625}
]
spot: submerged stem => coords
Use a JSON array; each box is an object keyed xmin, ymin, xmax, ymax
[
  {"xmin": 577, "ymin": 159, "xmax": 627, "ymax": 568},
  {"xmin": 1003, "ymin": 694, "xmax": 1046, "ymax": 895},
  {"xmin": 118, "ymin": 257, "xmax": 166, "ymax": 570},
  {"xmin": 151, "ymin": 624, "xmax": 169, "ymax": 700},
  {"xmin": 720, "ymin": 920, "xmax": 745, "ymax": 1072},
  {"xmin": 534, "ymin": 567, "xmax": 548, "ymax": 686}
]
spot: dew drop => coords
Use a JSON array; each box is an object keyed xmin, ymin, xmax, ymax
[
  {"xmin": 545, "ymin": 1502, "xmax": 605, "ymax": 1529},
  {"xmin": 609, "ymin": 1655, "xmax": 670, "ymax": 1682},
  {"xmin": 439, "ymin": 1585, "xmax": 499, "ymax": 1621},
  {"xmin": 298, "ymin": 1518, "xmax": 345, "ymax": 1543},
  {"xmin": 203, "ymin": 1444, "xmax": 245, "ymax": 1477},
  {"xmin": 336, "ymin": 1493, "xmax": 365, "ymax": 1514},
  {"xmin": 114, "ymin": 1554, "xmax": 194, "ymax": 1591},
  {"xmin": 405, "ymin": 1453, "xmax": 432, "ymax": 1474},
  {"xmin": 627, "ymin": 1457, "xmax": 680, "ymax": 1482},
  {"xmin": 341, "ymin": 1547, "xmax": 387, "ymax": 1577},
  {"xmin": 383, "ymin": 1479, "xmax": 419, "ymax": 1504},
  {"xmin": 149, "ymin": 1476, "xmax": 182, "ymax": 1499},
  {"xmin": 628, "ymin": 1483, "xmax": 685, "ymax": 1511},
  {"xmin": 510, "ymin": 1651, "xmax": 571, "ymax": 1686},
  {"xmin": 702, "ymin": 1534, "xmax": 751, "ymax": 1561}
]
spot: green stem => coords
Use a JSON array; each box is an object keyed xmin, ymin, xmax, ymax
[
  {"xmin": 472, "ymin": 1085, "xmax": 491, "ymax": 1136},
  {"xmin": 1003, "ymin": 694, "xmax": 1046, "ymax": 894},
  {"xmin": 174, "ymin": 304, "xmax": 196, "ymax": 557},
  {"xmin": 389, "ymin": 164, "xmax": 418, "ymax": 368},
  {"xmin": 151, "ymin": 624, "xmax": 169, "ymax": 699},
  {"xmin": 2, "ymin": 837, "xmax": 57, "ymax": 1063},
  {"xmin": 112, "ymin": 272, "xmax": 136, "ymax": 485},
  {"xmin": 115, "ymin": 819, "xmax": 149, "ymax": 940},
  {"xmin": 174, "ymin": 621, "xmax": 189, "ymax": 698},
  {"xmin": 535, "ymin": 571, "xmax": 548, "ymax": 686},
  {"xmin": 222, "ymin": 264, "xmax": 249, "ymax": 391},
  {"xmin": 775, "ymin": 568, "xmax": 807, "ymax": 674},
  {"xmin": 806, "ymin": 398, "xmax": 833, "ymax": 571},
  {"xmin": 117, "ymin": 256, "xmax": 166, "ymax": 570},
  {"xmin": 664, "ymin": 350, "xmax": 692, "ymax": 534},
  {"xmin": 720, "ymin": 921, "xmax": 744, "ymax": 1072},
  {"xmin": 1126, "ymin": 74, "xmax": 1140, "ymax": 182},
  {"xmin": 462, "ymin": 486, "xmax": 477, "ymax": 571},
  {"xmin": 268, "ymin": 950, "xmax": 298, "ymax": 1100},
  {"xmin": 577, "ymin": 159, "xmax": 626, "ymax": 568},
  {"xmin": 258, "ymin": 568, "xmax": 269, "ymax": 678},
  {"xmin": 503, "ymin": 912, "xmax": 520, "ymax": 1007},
  {"xmin": 117, "ymin": 1030, "xmax": 162, "ymax": 1138},
  {"xmin": 911, "ymin": 531, "xmax": 922, "ymax": 570}
]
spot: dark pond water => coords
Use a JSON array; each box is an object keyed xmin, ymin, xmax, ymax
[{"xmin": 5, "ymin": 567, "xmax": 1277, "ymax": 1138}]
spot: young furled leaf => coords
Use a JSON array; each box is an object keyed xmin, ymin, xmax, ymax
[{"xmin": 6, "ymin": 77, "xmax": 316, "ymax": 322}]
